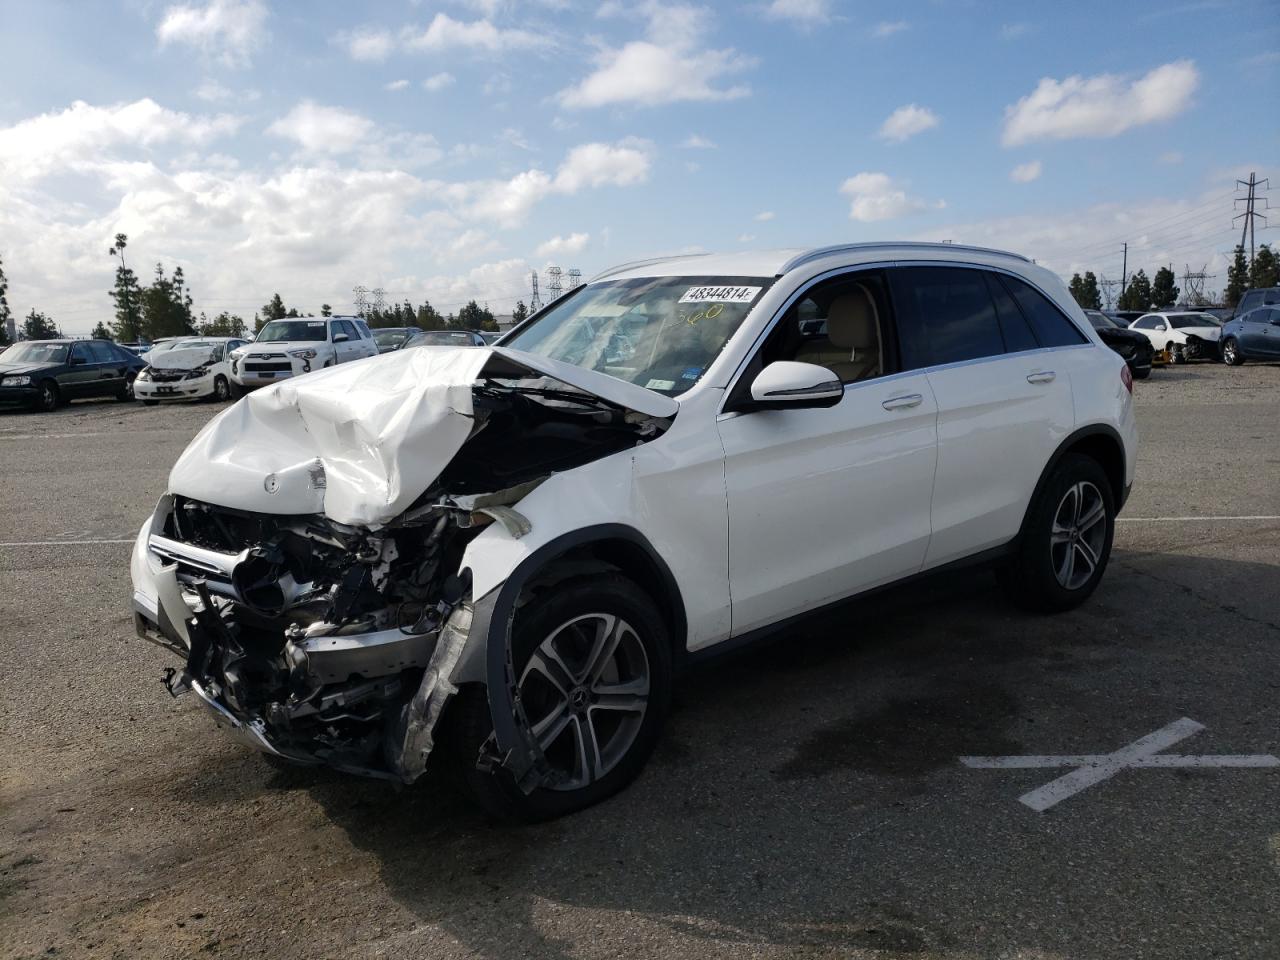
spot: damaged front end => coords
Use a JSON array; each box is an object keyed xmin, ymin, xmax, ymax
[{"xmin": 134, "ymin": 347, "xmax": 673, "ymax": 782}]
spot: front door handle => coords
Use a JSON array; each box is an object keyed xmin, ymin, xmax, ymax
[
  {"xmin": 1026, "ymin": 371, "xmax": 1056, "ymax": 384},
  {"xmin": 881, "ymin": 394, "xmax": 923, "ymax": 411}
]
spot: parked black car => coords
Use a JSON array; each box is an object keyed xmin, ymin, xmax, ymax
[
  {"xmin": 1084, "ymin": 310, "xmax": 1154, "ymax": 379},
  {"xmin": 1220, "ymin": 305, "xmax": 1280, "ymax": 364},
  {"xmin": 0, "ymin": 339, "xmax": 145, "ymax": 412},
  {"xmin": 404, "ymin": 329, "xmax": 488, "ymax": 348},
  {"xmin": 371, "ymin": 327, "xmax": 421, "ymax": 354}
]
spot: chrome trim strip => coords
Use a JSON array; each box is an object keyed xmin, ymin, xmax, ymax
[{"xmin": 148, "ymin": 534, "xmax": 242, "ymax": 580}]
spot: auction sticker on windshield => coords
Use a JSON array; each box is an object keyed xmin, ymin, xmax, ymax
[{"xmin": 679, "ymin": 286, "xmax": 763, "ymax": 304}]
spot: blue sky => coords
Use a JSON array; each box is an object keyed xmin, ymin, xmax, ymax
[{"xmin": 0, "ymin": 0, "xmax": 1276, "ymax": 333}]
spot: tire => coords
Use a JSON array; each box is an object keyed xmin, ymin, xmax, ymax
[
  {"xmin": 998, "ymin": 453, "xmax": 1115, "ymax": 613},
  {"xmin": 451, "ymin": 575, "xmax": 672, "ymax": 823},
  {"xmin": 1168, "ymin": 341, "xmax": 1185, "ymax": 364},
  {"xmin": 1222, "ymin": 337, "xmax": 1244, "ymax": 366},
  {"xmin": 142, "ymin": 399, "xmax": 159, "ymax": 406},
  {"xmin": 116, "ymin": 374, "xmax": 136, "ymax": 401},
  {"xmin": 212, "ymin": 375, "xmax": 231, "ymax": 402},
  {"xmin": 228, "ymin": 380, "xmax": 248, "ymax": 400},
  {"xmin": 34, "ymin": 380, "xmax": 60, "ymax": 412}
]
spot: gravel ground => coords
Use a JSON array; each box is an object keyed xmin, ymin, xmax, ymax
[{"xmin": 2, "ymin": 361, "xmax": 1278, "ymax": 960}]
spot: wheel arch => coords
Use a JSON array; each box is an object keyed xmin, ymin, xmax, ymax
[
  {"xmin": 467, "ymin": 523, "xmax": 686, "ymax": 792},
  {"xmin": 1018, "ymin": 425, "xmax": 1127, "ymax": 542}
]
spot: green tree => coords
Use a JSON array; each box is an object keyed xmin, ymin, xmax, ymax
[
  {"xmin": 1118, "ymin": 269, "xmax": 1152, "ymax": 311},
  {"xmin": 140, "ymin": 263, "xmax": 197, "ymax": 339},
  {"xmin": 1150, "ymin": 266, "xmax": 1179, "ymax": 308},
  {"xmin": 1224, "ymin": 245, "xmax": 1250, "ymax": 307},
  {"xmin": 90, "ymin": 320, "xmax": 112, "ymax": 339},
  {"xmin": 0, "ymin": 254, "xmax": 12, "ymax": 346},
  {"xmin": 108, "ymin": 233, "xmax": 143, "ymax": 342},
  {"xmin": 22, "ymin": 308, "xmax": 60, "ymax": 340},
  {"xmin": 1068, "ymin": 273, "xmax": 1086, "ymax": 307},
  {"xmin": 198, "ymin": 311, "xmax": 247, "ymax": 337},
  {"xmin": 455, "ymin": 299, "xmax": 497, "ymax": 331},
  {"xmin": 511, "ymin": 300, "xmax": 529, "ymax": 324},
  {"xmin": 261, "ymin": 293, "xmax": 288, "ymax": 323},
  {"xmin": 320, "ymin": 303, "xmax": 332, "ymax": 317},
  {"xmin": 1079, "ymin": 272, "xmax": 1102, "ymax": 310},
  {"xmin": 1249, "ymin": 243, "xmax": 1278, "ymax": 290},
  {"xmin": 415, "ymin": 300, "xmax": 444, "ymax": 330}
]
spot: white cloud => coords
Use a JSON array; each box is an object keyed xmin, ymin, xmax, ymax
[
  {"xmin": 338, "ymin": 27, "xmax": 395, "ymax": 62},
  {"xmin": 1001, "ymin": 22, "xmax": 1031, "ymax": 39},
  {"xmin": 762, "ymin": 0, "xmax": 830, "ymax": 26},
  {"xmin": 737, "ymin": 233, "xmax": 755, "ymax": 243},
  {"xmin": 536, "ymin": 232, "xmax": 590, "ymax": 257},
  {"xmin": 194, "ymin": 79, "xmax": 232, "ymax": 102},
  {"xmin": 754, "ymin": 210, "xmax": 775, "ymax": 221},
  {"xmin": 385, "ymin": 79, "xmax": 411, "ymax": 92},
  {"xmin": 403, "ymin": 13, "xmax": 548, "ymax": 53},
  {"xmin": 1010, "ymin": 160, "xmax": 1042, "ymax": 183},
  {"xmin": 1159, "ymin": 150, "xmax": 1183, "ymax": 165},
  {"xmin": 558, "ymin": 3, "xmax": 753, "ymax": 108},
  {"xmin": 1002, "ymin": 60, "xmax": 1199, "ymax": 146},
  {"xmin": 423, "ymin": 72, "xmax": 457, "ymax": 92},
  {"xmin": 839, "ymin": 172, "xmax": 940, "ymax": 222},
  {"xmin": 155, "ymin": 0, "xmax": 267, "ymax": 67},
  {"xmin": 266, "ymin": 102, "xmax": 376, "ymax": 154},
  {"xmin": 0, "ymin": 99, "xmax": 240, "ymax": 181},
  {"xmin": 872, "ymin": 21, "xmax": 909, "ymax": 38},
  {"xmin": 877, "ymin": 104, "xmax": 939, "ymax": 142},
  {"xmin": 552, "ymin": 140, "xmax": 651, "ymax": 192},
  {"xmin": 681, "ymin": 134, "xmax": 716, "ymax": 149}
]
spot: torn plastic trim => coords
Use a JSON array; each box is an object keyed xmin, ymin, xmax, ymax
[{"xmin": 476, "ymin": 524, "xmax": 687, "ymax": 794}]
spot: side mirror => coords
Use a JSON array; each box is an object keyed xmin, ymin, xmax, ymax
[
  {"xmin": 333, "ymin": 333, "xmax": 349, "ymax": 343},
  {"xmin": 748, "ymin": 361, "xmax": 843, "ymax": 409}
]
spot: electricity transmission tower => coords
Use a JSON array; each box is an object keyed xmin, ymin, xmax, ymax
[
  {"xmin": 1099, "ymin": 276, "xmax": 1121, "ymax": 310},
  {"xmin": 352, "ymin": 285, "xmax": 368, "ymax": 317},
  {"xmin": 1180, "ymin": 264, "xmax": 1213, "ymax": 306},
  {"xmin": 1234, "ymin": 171, "xmax": 1269, "ymax": 260},
  {"xmin": 546, "ymin": 266, "xmax": 563, "ymax": 301},
  {"xmin": 371, "ymin": 287, "xmax": 386, "ymax": 314},
  {"xmin": 567, "ymin": 268, "xmax": 582, "ymax": 291},
  {"xmin": 529, "ymin": 272, "xmax": 542, "ymax": 312}
]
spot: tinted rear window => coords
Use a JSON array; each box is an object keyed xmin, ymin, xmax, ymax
[
  {"xmin": 890, "ymin": 266, "xmax": 1006, "ymax": 368},
  {"xmin": 984, "ymin": 272, "xmax": 1039, "ymax": 352},
  {"xmin": 1001, "ymin": 276, "xmax": 1087, "ymax": 347}
]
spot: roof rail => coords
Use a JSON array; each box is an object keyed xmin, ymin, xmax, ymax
[
  {"xmin": 589, "ymin": 252, "xmax": 713, "ymax": 283},
  {"xmin": 779, "ymin": 242, "xmax": 1030, "ymax": 275}
]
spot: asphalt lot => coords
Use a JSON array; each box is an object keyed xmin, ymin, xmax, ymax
[{"xmin": 2, "ymin": 361, "xmax": 1279, "ymax": 960}]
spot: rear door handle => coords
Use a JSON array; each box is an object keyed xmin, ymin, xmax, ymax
[
  {"xmin": 1026, "ymin": 371, "xmax": 1056, "ymax": 384},
  {"xmin": 881, "ymin": 394, "xmax": 923, "ymax": 411}
]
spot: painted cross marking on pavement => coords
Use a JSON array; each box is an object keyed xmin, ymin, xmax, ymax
[{"xmin": 960, "ymin": 718, "xmax": 1279, "ymax": 812}]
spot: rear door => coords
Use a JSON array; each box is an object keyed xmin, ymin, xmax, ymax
[
  {"xmin": 888, "ymin": 265, "xmax": 1078, "ymax": 569},
  {"xmin": 87, "ymin": 340, "xmax": 123, "ymax": 395},
  {"xmin": 1239, "ymin": 308, "xmax": 1277, "ymax": 357}
]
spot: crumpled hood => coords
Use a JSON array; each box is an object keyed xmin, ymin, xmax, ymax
[
  {"xmin": 167, "ymin": 345, "xmax": 677, "ymax": 527},
  {"xmin": 151, "ymin": 346, "xmax": 217, "ymax": 370},
  {"xmin": 1176, "ymin": 326, "xmax": 1220, "ymax": 340}
]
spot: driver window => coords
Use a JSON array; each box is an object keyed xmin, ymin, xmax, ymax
[
  {"xmin": 69, "ymin": 342, "xmax": 90, "ymax": 363},
  {"xmin": 758, "ymin": 272, "xmax": 889, "ymax": 384}
]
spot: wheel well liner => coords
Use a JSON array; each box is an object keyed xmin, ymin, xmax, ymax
[
  {"xmin": 473, "ymin": 524, "xmax": 686, "ymax": 790},
  {"xmin": 1019, "ymin": 425, "xmax": 1127, "ymax": 542}
]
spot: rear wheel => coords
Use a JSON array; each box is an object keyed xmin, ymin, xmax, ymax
[
  {"xmin": 212, "ymin": 375, "xmax": 231, "ymax": 402},
  {"xmin": 999, "ymin": 453, "xmax": 1115, "ymax": 613},
  {"xmin": 1222, "ymin": 337, "xmax": 1244, "ymax": 366},
  {"xmin": 452, "ymin": 575, "xmax": 672, "ymax": 822},
  {"xmin": 116, "ymin": 374, "xmax": 135, "ymax": 401}
]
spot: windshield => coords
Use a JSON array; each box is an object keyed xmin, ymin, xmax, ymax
[
  {"xmin": 414, "ymin": 330, "xmax": 478, "ymax": 346},
  {"xmin": 373, "ymin": 329, "xmax": 411, "ymax": 346},
  {"xmin": 257, "ymin": 319, "xmax": 328, "ymax": 342},
  {"xmin": 1169, "ymin": 314, "xmax": 1219, "ymax": 329},
  {"xmin": 1, "ymin": 342, "xmax": 69, "ymax": 364},
  {"xmin": 501, "ymin": 276, "xmax": 772, "ymax": 395}
]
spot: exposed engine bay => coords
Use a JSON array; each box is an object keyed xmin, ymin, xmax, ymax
[{"xmin": 139, "ymin": 363, "xmax": 672, "ymax": 782}]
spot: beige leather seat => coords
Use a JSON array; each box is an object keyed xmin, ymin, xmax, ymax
[{"xmin": 794, "ymin": 286, "xmax": 881, "ymax": 382}]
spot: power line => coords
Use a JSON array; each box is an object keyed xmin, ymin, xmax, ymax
[{"xmin": 1234, "ymin": 171, "xmax": 1270, "ymax": 260}]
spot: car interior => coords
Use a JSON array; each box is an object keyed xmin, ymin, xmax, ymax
[{"xmin": 759, "ymin": 273, "xmax": 891, "ymax": 384}]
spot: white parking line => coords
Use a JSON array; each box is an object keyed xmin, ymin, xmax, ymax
[
  {"xmin": 961, "ymin": 718, "xmax": 1280, "ymax": 812},
  {"xmin": 1118, "ymin": 515, "xmax": 1280, "ymax": 522},
  {"xmin": 0, "ymin": 539, "xmax": 134, "ymax": 547}
]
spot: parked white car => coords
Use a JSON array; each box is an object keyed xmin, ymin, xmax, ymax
[
  {"xmin": 228, "ymin": 316, "xmax": 377, "ymax": 396},
  {"xmin": 134, "ymin": 337, "xmax": 247, "ymax": 404},
  {"xmin": 130, "ymin": 243, "xmax": 1137, "ymax": 821},
  {"xmin": 1127, "ymin": 311, "xmax": 1222, "ymax": 363}
]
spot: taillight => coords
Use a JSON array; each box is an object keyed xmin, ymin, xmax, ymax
[{"xmin": 1120, "ymin": 364, "xmax": 1133, "ymax": 394}]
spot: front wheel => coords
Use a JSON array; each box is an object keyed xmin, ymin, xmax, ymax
[
  {"xmin": 998, "ymin": 453, "xmax": 1115, "ymax": 613},
  {"xmin": 451, "ymin": 575, "xmax": 672, "ymax": 822},
  {"xmin": 1168, "ymin": 342, "xmax": 1185, "ymax": 364},
  {"xmin": 211, "ymin": 375, "xmax": 231, "ymax": 402},
  {"xmin": 1222, "ymin": 337, "xmax": 1244, "ymax": 366},
  {"xmin": 34, "ymin": 380, "xmax": 60, "ymax": 412},
  {"xmin": 116, "ymin": 374, "xmax": 135, "ymax": 401}
]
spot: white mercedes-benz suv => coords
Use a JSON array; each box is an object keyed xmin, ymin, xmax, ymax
[
  {"xmin": 130, "ymin": 243, "xmax": 1137, "ymax": 821},
  {"xmin": 229, "ymin": 315, "xmax": 377, "ymax": 396}
]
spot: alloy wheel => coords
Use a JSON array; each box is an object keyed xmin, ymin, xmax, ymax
[
  {"xmin": 215, "ymin": 377, "xmax": 229, "ymax": 401},
  {"xmin": 1223, "ymin": 340, "xmax": 1237, "ymax": 364},
  {"xmin": 1050, "ymin": 481, "xmax": 1107, "ymax": 590},
  {"xmin": 39, "ymin": 383, "xmax": 57, "ymax": 411},
  {"xmin": 517, "ymin": 613, "xmax": 650, "ymax": 792}
]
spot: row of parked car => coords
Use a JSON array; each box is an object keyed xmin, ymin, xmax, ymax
[{"xmin": 0, "ymin": 316, "xmax": 500, "ymax": 412}]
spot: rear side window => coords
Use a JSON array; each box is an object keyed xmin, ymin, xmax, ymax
[
  {"xmin": 889, "ymin": 266, "xmax": 1006, "ymax": 368},
  {"xmin": 1000, "ymin": 275, "xmax": 1088, "ymax": 347},
  {"xmin": 87, "ymin": 341, "xmax": 115, "ymax": 363},
  {"xmin": 354, "ymin": 319, "xmax": 373, "ymax": 339},
  {"xmin": 983, "ymin": 273, "xmax": 1039, "ymax": 353}
]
